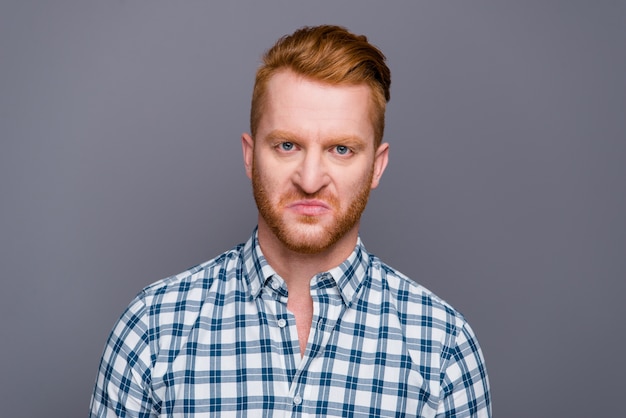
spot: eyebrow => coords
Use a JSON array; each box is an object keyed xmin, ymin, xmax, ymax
[
  {"xmin": 264, "ymin": 130, "xmax": 302, "ymax": 144},
  {"xmin": 264, "ymin": 130, "xmax": 368, "ymax": 151}
]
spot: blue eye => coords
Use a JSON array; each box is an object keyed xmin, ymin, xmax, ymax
[
  {"xmin": 335, "ymin": 145, "xmax": 350, "ymax": 155},
  {"xmin": 279, "ymin": 142, "xmax": 294, "ymax": 151}
]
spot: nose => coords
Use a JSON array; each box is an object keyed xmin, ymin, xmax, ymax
[{"xmin": 293, "ymin": 149, "xmax": 330, "ymax": 194}]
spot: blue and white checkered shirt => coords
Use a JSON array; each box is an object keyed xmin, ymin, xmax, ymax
[{"xmin": 90, "ymin": 229, "xmax": 491, "ymax": 417}]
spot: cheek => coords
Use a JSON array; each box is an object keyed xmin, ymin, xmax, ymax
[
  {"xmin": 336, "ymin": 167, "xmax": 374, "ymax": 196},
  {"xmin": 253, "ymin": 159, "xmax": 291, "ymax": 197},
  {"xmin": 255, "ymin": 149, "xmax": 290, "ymax": 177}
]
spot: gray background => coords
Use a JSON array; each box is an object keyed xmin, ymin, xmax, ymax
[{"xmin": 1, "ymin": 1, "xmax": 625, "ymax": 417}]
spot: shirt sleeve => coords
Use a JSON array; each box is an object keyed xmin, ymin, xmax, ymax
[
  {"xmin": 89, "ymin": 294, "xmax": 155, "ymax": 418},
  {"xmin": 436, "ymin": 321, "xmax": 491, "ymax": 417}
]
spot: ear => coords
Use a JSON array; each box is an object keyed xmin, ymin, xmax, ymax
[
  {"xmin": 370, "ymin": 142, "xmax": 389, "ymax": 189},
  {"xmin": 241, "ymin": 133, "xmax": 254, "ymax": 179}
]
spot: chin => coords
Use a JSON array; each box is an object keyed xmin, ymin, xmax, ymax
[
  {"xmin": 281, "ymin": 238, "xmax": 335, "ymax": 255},
  {"xmin": 277, "ymin": 222, "xmax": 352, "ymax": 254}
]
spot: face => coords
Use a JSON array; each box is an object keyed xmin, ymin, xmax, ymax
[{"xmin": 242, "ymin": 70, "xmax": 388, "ymax": 255}]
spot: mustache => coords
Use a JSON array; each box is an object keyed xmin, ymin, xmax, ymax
[{"xmin": 278, "ymin": 190, "xmax": 339, "ymax": 206}]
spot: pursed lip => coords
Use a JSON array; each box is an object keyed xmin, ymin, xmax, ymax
[{"xmin": 286, "ymin": 199, "xmax": 332, "ymax": 216}]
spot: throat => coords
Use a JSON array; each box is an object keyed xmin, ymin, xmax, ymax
[{"xmin": 287, "ymin": 294, "xmax": 313, "ymax": 357}]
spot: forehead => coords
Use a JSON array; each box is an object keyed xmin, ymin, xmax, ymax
[{"xmin": 258, "ymin": 70, "xmax": 375, "ymax": 141}]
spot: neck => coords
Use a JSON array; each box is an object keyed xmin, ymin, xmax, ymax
[{"xmin": 257, "ymin": 220, "xmax": 359, "ymax": 295}]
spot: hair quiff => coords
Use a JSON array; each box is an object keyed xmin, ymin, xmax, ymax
[{"xmin": 250, "ymin": 25, "xmax": 391, "ymax": 146}]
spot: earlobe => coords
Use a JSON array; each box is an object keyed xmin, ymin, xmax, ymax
[
  {"xmin": 242, "ymin": 133, "xmax": 254, "ymax": 179},
  {"xmin": 371, "ymin": 142, "xmax": 389, "ymax": 189}
]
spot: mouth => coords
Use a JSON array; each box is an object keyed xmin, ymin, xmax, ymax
[{"xmin": 286, "ymin": 199, "xmax": 332, "ymax": 216}]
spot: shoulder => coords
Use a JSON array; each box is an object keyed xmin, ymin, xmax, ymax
[
  {"xmin": 368, "ymin": 254, "xmax": 469, "ymax": 342},
  {"xmin": 126, "ymin": 243, "xmax": 246, "ymax": 320},
  {"xmin": 97, "ymin": 244, "xmax": 248, "ymax": 379},
  {"xmin": 367, "ymin": 255, "xmax": 489, "ymax": 384}
]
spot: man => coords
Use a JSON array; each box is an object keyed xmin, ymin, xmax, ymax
[{"xmin": 90, "ymin": 25, "xmax": 491, "ymax": 417}]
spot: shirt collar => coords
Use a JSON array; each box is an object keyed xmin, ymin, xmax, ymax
[
  {"xmin": 325, "ymin": 237, "xmax": 371, "ymax": 307},
  {"xmin": 242, "ymin": 227, "xmax": 371, "ymax": 307},
  {"xmin": 242, "ymin": 228, "xmax": 277, "ymax": 300}
]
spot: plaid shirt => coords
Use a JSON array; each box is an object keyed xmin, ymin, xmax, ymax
[{"xmin": 90, "ymin": 230, "xmax": 491, "ymax": 417}]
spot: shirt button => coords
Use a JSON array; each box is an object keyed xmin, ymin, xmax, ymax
[
  {"xmin": 293, "ymin": 394, "xmax": 302, "ymax": 405},
  {"xmin": 271, "ymin": 280, "xmax": 280, "ymax": 290},
  {"xmin": 277, "ymin": 318, "xmax": 287, "ymax": 328}
]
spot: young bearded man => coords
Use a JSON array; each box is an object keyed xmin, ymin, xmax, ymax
[{"xmin": 90, "ymin": 25, "xmax": 491, "ymax": 417}]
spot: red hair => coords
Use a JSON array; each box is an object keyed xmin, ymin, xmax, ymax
[{"xmin": 250, "ymin": 25, "xmax": 391, "ymax": 147}]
